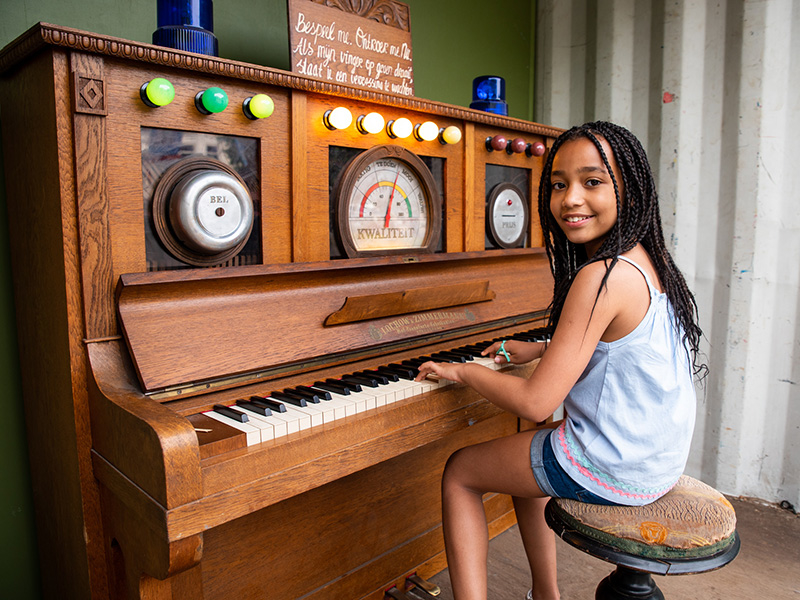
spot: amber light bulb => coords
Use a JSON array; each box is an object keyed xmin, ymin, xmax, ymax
[
  {"xmin": 356, "ymin": 112, "xmax": 385, "ymax": 135},
  {"xmin": 323, "ymin": 106, "xmax": 353, "ymax": 130},
  {"xmin": 414, "ymin": 121, "xmax": 439, "ymax": 142},
  {"xmin": 387, "ymin": 117, "xmax": 413, "ymax": 139},
  {"xmin": 439, "ymin": 125, "xmax": 462, "ymax": 145}
]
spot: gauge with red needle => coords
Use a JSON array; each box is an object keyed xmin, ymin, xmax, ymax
[
  {"xmin": 336, "ymin": 145, "xmax": 442, "ymax": 258},
  {"xmin": 384, "ymin": 167, "xmax": 401, "ymax": 228}
]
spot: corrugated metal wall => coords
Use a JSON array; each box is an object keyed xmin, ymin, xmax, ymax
[{"xmin": 535, "ymin": 0, "xmax": 799, "ymax": 507}]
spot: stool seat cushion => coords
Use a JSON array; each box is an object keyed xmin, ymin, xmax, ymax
[{"xmin": 550, "ymin": 475, "xmax": 737, "ymax": 560}]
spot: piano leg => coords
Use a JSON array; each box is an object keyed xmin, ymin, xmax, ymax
[{"xmin": 99, "ymin": 485, "xmax": 204, "ymax": 599}]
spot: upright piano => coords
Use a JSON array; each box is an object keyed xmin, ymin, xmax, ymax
[{"xmin": 0, "ymin": 22, "xmax": 560, "ymax": 600}]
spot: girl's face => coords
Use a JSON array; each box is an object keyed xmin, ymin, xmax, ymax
[{"xmin": 549, "ymin": 136, "xmax": 623, "ymax": 257}]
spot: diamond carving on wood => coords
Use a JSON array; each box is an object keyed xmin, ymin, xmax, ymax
[{"xmin": 73, "ymin": 73, "xmax": 107, "ymax": 115}]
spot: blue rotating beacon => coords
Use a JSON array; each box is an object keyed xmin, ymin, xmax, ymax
[{"xmin": 152, "ymin": 0, "xmax": 219, "ymax": 56}]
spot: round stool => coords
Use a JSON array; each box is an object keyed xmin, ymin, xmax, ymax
[{"xmin": 544, "ymin": 475, "xmax": 740, "ymax": 599}]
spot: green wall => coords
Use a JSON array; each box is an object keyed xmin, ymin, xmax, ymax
[{"xmin": 0, "ymin": 1, "xmax": 534, "ymax": 597}]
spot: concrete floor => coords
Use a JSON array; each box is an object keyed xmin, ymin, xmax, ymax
[{"xmin": 428, "ymin": 497, "xmax": 800, "ymax": 599}]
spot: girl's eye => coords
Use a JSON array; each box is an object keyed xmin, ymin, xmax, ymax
[
  {"xmin": 586, "ymin": 178, "xmax": 602, "ymax": 187},
  {"xmin": 552, "ymin": 181, "xmax": 566, "ymax": 190}
]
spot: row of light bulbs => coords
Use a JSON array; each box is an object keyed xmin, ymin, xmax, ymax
[{"xmin": 322, "ymin": 106, "xmax": 463, "ymax": 145}]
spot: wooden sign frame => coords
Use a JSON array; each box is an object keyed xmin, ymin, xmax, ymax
[{"xmin": 287, "ymin": 0, "xmax": 414, "ymax": 96}]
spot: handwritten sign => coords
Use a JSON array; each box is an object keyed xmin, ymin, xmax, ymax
[{"xmin": 287, "ymin": 0, "xmax": 414, "ymax": 96}]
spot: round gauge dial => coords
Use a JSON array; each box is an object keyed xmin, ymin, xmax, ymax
[
  {"xmin": 486, "ymin": 182, "xmax": 528, "ymax": 249},
  {"xmin": 336, "ymin": 145, "xmax": 441, "ymax": 258}
]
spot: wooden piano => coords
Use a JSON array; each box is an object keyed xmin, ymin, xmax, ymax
[{"xmin": 0, "ymin": 22, "xmax": 560, "ymax": 600}]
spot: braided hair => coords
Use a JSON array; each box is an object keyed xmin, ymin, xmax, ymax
[{"xmin": 538, "ymin": 121, "xmax": 706, "ymax": 377}]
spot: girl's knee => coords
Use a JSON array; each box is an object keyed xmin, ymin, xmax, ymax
[{"xmin": 442, "ymin": 446, "xmax": 480, "ymax": 494}]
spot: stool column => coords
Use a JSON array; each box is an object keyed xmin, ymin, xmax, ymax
[{"xmin": 595, "ymin": 566, "xmax": 665, "ymax": 600}]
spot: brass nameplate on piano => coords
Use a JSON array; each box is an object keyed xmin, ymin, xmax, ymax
[{"xmin": 324, "ymin": 280, "xmax": 495, "ymax": 326}]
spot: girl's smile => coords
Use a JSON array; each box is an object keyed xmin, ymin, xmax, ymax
[{"xmin": 549, "ymin": 136, "xmax": 623, "ymax": 256}]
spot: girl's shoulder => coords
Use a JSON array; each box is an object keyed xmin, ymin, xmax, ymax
[
  {"xmin": 569, "ymin": 248, "xmax": 657, "ymax": 342},
  {"xmin": 574, "ymin": 246, "xmax": 660, "ymax": 294}
]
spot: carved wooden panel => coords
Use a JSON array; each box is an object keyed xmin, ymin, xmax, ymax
[{"xmin": 309, "ymin": 0, "xmax": 411, "ymax": 31}]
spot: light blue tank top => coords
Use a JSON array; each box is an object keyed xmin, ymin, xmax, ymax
[{"xmin": 550, "ymin": 256, "xmax": 696, "ymax": 506}]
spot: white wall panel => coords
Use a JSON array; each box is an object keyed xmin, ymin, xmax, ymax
[{"xmin": 536, "ymin": 0, "xmax": 799, "ymax": 507}]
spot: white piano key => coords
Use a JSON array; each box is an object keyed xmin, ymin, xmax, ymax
[
  {"xmin": 203, "ymin": 410, "xmax": 262, "ymax": 445},
  {"xmin": 263, "ymin": 402, "xmax": 305, "ymax": 434},
  {"xmin": 310, "ymin": 399, "xmax": 339, "ymax": 424},
  {"xmin": 381, "ymin": 379, "xmax": 416, "ymax": 401},
  {"xmin": 236, "ymin": 405, "xmax": 286, "ymax": 439},
  {"xmin": 321, "ymin": 391, "xmax": 360, "ymax": 417},
  {"xmin": 293, "ymin": 400, "xmax": 326, "ymax": 426}
]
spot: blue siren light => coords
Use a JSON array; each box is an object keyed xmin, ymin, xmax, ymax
[
  {"xmin": 470, "ymin": 75, "xmax": 508, "ymax": 116},
  {"xmin": 153, "ymin": 0, "xmax": 219, "ymax": 56}
]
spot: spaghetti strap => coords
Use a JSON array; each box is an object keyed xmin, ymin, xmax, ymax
[{"xmin": 616, "ymin": 256, "xmax": 658, "ymax": 298}]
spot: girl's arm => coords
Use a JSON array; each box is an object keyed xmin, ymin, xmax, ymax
[{"xmin": 415, "ymin": 260, "xmax": 634, "ymax": 422}]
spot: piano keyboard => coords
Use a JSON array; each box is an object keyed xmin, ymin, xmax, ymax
[{"xmin": 190, "ymin": 328, "xmax": 549, "ymax": 452}]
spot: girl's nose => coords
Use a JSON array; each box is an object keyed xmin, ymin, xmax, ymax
[{"xmin": 562, "ymin": 185, "xmax": 582, "ymax": 207}]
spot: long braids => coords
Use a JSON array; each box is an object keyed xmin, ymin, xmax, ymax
[{"xmin": 539, "ymin": 121, "xmax": 706, "ymax": 377}]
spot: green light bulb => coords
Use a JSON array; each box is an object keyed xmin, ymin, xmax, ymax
[
  {"xmin": 141, "ymin": 78, "xmax": 175, "ymax": 107},
  {"xmin": 244, "ymin": 94, "xmax": 274, "ymax": 119},
  {"xmin": 198, "ymin": 87, "xmax": 228, "ymax": 114}
]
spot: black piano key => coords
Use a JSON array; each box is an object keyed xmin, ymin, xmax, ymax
[
  {"xmin": 250, "ymin": 395, "xmax": 287, "ymax": 413},
  {"xmin": 431, "ymin": 352, "xmax": 467, "ymax": 363},
  {"xmin": 325, "ymin": 377, "xmax": 361, "ymax": 392},
  {"xmin": 445, "ymin": 349, "xmax": 475, "ymax": 360},
  {"xmin": 287, "ymin": 387, "xmax": 324, "ymax": 403},
  {"xmin": 269, "ymin": 391, "xmax": 307, "ymax": 408},
  {"xmin": 455, "ymin": 345, "xmax": 485, "ymax": 356},
  {"xmin": 378, "ymin": 365, "xmax": 417, "ymax": 380},
  {"xmin": 313, "ymin": 381, "xmax": 350, "ymax": 395},
  {"xmin": 326, "ymin": 378, "xmax": 362, "ymax": 393},
  {"xmin": 376, "ymin": 363, "xmax": 414, "ymax": 379},
  {"xmin": 510, "ymin": 332, "xmax": 537, "ymax": 342},
  {"xmin": 341, "ymin": 375, "xmax": 379, "ymax": 388},
  {"xmin": 213, "ymin": 404, "xmax": 249, "ymax": 423},
  {"xmin": 354, "ymin": 369, "xmax": 393, "ymax": 384},
  {"xmin": 282, "ymin": 388, "xmax": 320, "ymax": 404},
  {"xmin": 296, "ymin": 385, "xmax": 331, "ymax": 400},
  {"xmin": 315, "ymin": 380, "xmax": 352, "ymax": 395},
  {"xmin": 401, "ymin": 358, "xmax": 427, "ymax": 368},
  {"xmin": 236, "ymin": 399, "xmax": 272, "ymax": 417}
]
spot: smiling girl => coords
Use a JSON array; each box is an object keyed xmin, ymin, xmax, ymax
[{"xmin": 415, "ymin": 122, "xmax": 705, "ymax": 600}]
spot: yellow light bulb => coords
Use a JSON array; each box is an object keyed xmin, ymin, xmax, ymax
[
  {"xmin": 415, "ymin": 121, "xmax": 439, "ymax": 142},
  {"xmin": 323, "ymin": 106, "xmax": 353, "ymax": 130},
  {"xmin": 440, "ymin": 125, "xmax": 463, "ymax": 145},
  {"xmin": 387, "ymin": 117, "xmax": 413, "ymax": 139},
  {"xmin": 357, "ymin": 112, "xmax": 385, "ymax": 135}
]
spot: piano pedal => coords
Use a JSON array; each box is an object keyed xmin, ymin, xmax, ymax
[
  {"xmin": 385, "ymin": 585, "xmax": 413, "ymax": 600},
  {"xmin": 405, "ymin": 574, "xmax": 441, "ymax": 598}
]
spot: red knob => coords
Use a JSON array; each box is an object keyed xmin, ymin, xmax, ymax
[
  {"xmin": 527, "ymin": 141, "xmax": 546, "ymax": 157},
  {"xmin": 510, "ymin": 137, "xmax": 526, "ymax": 154},
  {"xmin": 486, "ymin": 135, "xmax": 506, "ymax": 152}
]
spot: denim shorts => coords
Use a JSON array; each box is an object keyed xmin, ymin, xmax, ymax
[{"xmin": 530, "ymin": 428, "xmax": 623, "ymax": 506}]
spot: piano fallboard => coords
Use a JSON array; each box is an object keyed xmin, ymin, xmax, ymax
[{"xmin": 116, "ymin": 250, "xmax": 552, "ymax": 395}]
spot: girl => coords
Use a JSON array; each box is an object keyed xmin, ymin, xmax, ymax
[{"xmin": 415, "ymin": 121, "xmax": 704, "ymax": 600}]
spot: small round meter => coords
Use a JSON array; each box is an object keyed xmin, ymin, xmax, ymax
[
  {"xmin": 486, "ymin": 182, "xmax": 528, "ymax": 248},
  {"xmin": 152, "ymin": 158, "xmax": 254, "ymax": 266}
]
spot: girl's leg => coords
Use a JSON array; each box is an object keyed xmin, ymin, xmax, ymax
[
  {"xmin": 513, "ymin": 495, "xmax": 559, "ymax": 600},
  {"xmin": 441, "ymin": 430, "xmax": 558, "ymax": 600}
]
